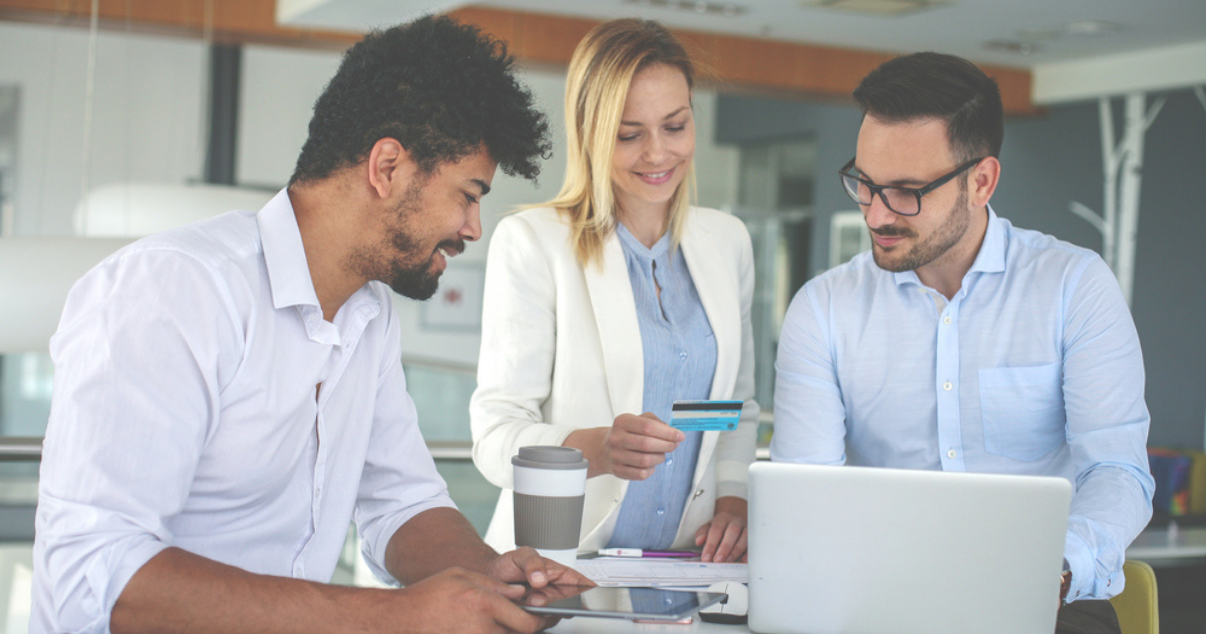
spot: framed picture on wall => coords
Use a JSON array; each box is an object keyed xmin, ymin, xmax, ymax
[{"xmin": 419, "ymin": 263, "xmax": 485, "ymax": 331}]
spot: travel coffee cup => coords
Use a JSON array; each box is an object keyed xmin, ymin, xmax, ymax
[{"xmin": 512, "ymin": 446, "xmax": 589, "ymax": 566}]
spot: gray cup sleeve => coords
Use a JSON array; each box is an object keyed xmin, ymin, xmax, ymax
[{"xmin": 513, "ymin": 492, "xmax": 585, "ymax": 551}]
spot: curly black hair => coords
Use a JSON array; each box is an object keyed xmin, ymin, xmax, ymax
[{"xmin": 289, "ymin": 15, "xmax": 551, "ymax": 185}]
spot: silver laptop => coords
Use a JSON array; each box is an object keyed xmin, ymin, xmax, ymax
[{"xmin": 747, "ymin": 462, "xmax": 1072, "ymax": 634}]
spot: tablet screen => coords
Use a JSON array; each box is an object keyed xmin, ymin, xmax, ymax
[{"xmin": 521, "ymin": 586, "xmax": 726, "ymax": 620}]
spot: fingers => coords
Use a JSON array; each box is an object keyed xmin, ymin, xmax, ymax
[
  {"xmin": 606, "ymin": 414, "xmax": 683, "ymax": 480},
  {"xmin": 616, "ymin": 413, "xmax": 685, "ymax": 444},
  {"xmin": 490, "ymin": 549, "xmax": 596, "ymax": 590},
  {"xmin": 698, "ymin": 513, "xmax": 747, "ymax": 563},
  {"xmin": 713, "ymin": 522, "xmax": 747, "ymax": 562}
]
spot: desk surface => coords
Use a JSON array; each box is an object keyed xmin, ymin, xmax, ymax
[
  {"xmin": 1126, "ymin": 525, "xmax": 1206, "ymax": 566},
  {"xmin": 550, "ymin": 616, "xmax": 750, "ymax": 633},
  {"xmin": 547, "ymin": 526, "xmax": 1206, "ymax": 632}
]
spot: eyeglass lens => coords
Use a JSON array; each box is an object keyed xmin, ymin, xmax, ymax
[{"xmin": 840, "ymin": 174, "xmax": 920, "ymax": 215}]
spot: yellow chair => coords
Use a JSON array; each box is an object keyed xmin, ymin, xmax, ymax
[{"xmin": 1109, "ymin": 559, "xmax": 1159, "ymax": 634}]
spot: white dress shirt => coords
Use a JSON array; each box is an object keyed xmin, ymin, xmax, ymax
[
  {"xmin": 773, "ymin": 207, "xmax": 1154, "ymax": 602},
  {"xmin": 33, "ymin": 189, "xmax": 454, "ymax": 634}
]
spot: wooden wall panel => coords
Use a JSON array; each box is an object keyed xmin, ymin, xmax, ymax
[{"xmin": 0, "ymin": 0, "xmax": 1037, "ymax": 113}]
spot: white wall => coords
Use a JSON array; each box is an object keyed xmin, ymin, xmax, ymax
[
  {"xmin": 0, "ymin": 22, "xmax": 207, "ymax": 237},
  {"xmin": 0, "ymin": 22, "xmax": 739, "ymax": 368}
]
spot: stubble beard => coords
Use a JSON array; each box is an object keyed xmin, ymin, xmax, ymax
[
  {"xmin": 360, "ymin": 182, "xmax": 464, "ymax": 301},
  {"xmin": 871, "ymin": 183, "xmax": 970, "ymax": 274}
]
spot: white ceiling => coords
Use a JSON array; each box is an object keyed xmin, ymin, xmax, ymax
[{"xmin": 277, "ymin": 0, "xmax": 1206, "ymax": 69}]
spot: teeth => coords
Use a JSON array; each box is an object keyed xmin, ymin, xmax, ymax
[{"xmin": 641, "ymin": 170, "xmax": 670, "ymax": 179}]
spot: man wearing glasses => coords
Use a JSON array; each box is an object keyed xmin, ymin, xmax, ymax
[{"xmin": 772, "ymin": 52, "xmax": 1152, "ymax": 634}]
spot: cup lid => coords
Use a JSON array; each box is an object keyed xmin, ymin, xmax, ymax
[{"xmin": 512, "ymin": 445, "xmax": 588, "ymax": 470}]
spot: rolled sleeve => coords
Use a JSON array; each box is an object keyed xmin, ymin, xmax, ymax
[{"xmin": 35, "ymin": 249, "xmax": 233, "ymax": 631}]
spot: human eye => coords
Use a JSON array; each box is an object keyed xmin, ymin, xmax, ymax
[
  {"xmin": 618, "ymin": 131, "xmax": 640, "ymax": 142},
  {"xmin": 464, "ymin": 192, "xmax": 479, "ymax": 205}
]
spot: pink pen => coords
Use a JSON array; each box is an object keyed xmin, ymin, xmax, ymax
[{"xmin": 597, "ymin": 548, "xmax": 698, "ymax": 558}]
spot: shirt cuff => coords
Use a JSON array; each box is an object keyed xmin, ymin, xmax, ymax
[
  {"xmin": 1063, "ymin": 530, "xmax": 1096, "ymax": 602},
  {"xmin": 98, "ymin": 538, "xmax": 171, "ymax": 627}
]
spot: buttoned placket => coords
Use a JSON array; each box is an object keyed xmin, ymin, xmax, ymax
[
  {"xmin": 291, "ymin": 299, "xmax": 377, "ymax": 576},
  {"xmin": 925, "ymin": 287, "xmax": 967, "ymax": 472}
]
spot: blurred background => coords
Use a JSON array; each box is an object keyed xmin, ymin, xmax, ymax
[{"xmin": 1, "ymin": 1, "xmax": 1204, "ymax": 631}]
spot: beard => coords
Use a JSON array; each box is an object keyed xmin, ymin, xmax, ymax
[
  {"xmin": 358, "ymin": 182, "xmax": 466, "ymax": 301},
  {"xmin": 871, "ymin": 183, "xmax": 970, "ymax": 273}
]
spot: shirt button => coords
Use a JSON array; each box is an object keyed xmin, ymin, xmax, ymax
[
  {"xmin": 943, "ymin": 381, "xmax": 953, "ymax": 391},
  {"xmin": 948, "ymin": 449, "xmax": 957, "ymax": 459},
  {"xmin": 694, "ymin": 489, "xmax": 705, "ymax": 498},
  {"xmin": 666, "ymin": 457, "xmax": 674, "ymax": 466},
  {"xmin": 943, "ymin": 315, "xmax": 952, "ymax": 325},
  {"xmin": 656, "ymin": 507, "xmax": 666, "ymax": 516},
  {"xmin": 679, "ymin": 351, "xmax": 688, "ymax": 360}
]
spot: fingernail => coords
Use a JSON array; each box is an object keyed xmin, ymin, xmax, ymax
[{"xmin": 532, "ymin": 571, "xmax": 547, "ymax": 585}]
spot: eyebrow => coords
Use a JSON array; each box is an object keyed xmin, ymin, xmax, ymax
[
  {"xmin": 471, "ymin": 179, "xmax": 491, "ymax": 196},
  {"xmin": 852, "ymin": 164, "xmax": 928, "ymax": 188},
  {"xmin": 620, "ymin": 106, "xmax": 690, "ymax": 127}
]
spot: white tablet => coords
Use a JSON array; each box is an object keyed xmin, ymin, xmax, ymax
[{"xmin": 521, "ymin": 586, "xmax": 726, "ymax": 621}]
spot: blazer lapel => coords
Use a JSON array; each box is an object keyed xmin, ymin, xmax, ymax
[
  {"xmin": 681, "ymin": 215, "xmax": 740, "ymax": 400},
  {"xmin": 681, "ymin": 213, "xmax": 742, "ymax": 480},
  {"xmin": 584, "ymin": 232, "xmax": 644, "ymax": 418}
]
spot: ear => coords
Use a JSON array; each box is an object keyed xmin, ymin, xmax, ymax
[
  {"xmin": 366, "ymin": 137, "xmax": 417, "ymax": 200},
  {"xmin": 968, "ymin": 156, "xmax": 1001, "ymax": 207}
]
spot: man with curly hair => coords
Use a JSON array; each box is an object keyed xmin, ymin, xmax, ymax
[{"xmin": 32, "ymin": 15, "xmax": 587, "ymax": 634}]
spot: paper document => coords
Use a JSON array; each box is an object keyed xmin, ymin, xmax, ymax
[{"xmin": 572, "ymin": 558, "xmax": 747, "ymax": 587}]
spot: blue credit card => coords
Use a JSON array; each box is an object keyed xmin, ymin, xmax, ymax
[{"xmin": 670, "ymin": 400, "xmax": 742, "ymax": 431}]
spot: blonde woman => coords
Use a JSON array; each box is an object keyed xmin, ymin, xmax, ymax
[{"xmin": 471, "ymin": 19, "xmax": 757, "ymax": 562}]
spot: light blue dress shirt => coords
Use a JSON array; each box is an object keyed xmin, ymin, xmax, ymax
[
  {"xmin": 607, "ymin": 223, "xmax": 715, "ymax": 549},
  {"xmin": 772, "ymin": 206, "xmax": 1154, "ymax": 602}
]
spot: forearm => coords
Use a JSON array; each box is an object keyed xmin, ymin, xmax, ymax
[
  {"xmin": 563, "ymin": 427, "xmax": 610, "ymax": 478},
  {"xmin": 111, "ymin": 547, "xmax": 387, "ymax": 634},
  {"xmin": 384, "ymin": 506, "xmax": 499, "ymax": 584}
]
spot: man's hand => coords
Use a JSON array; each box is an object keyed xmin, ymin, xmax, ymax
[
  {"xmin": 394, "ymin": 567, "xmax": 551, "ymax": 634},
  {"xmin": 485, "ymin": 547, "xmax": 595, "ymax": 588},
  {"xmin": 567, "ymin": 413, "xmax": 684, "ymax": 480},
  {"xmin": 694, "ymin": 496, "xmax": 748, "ymax": 562}
]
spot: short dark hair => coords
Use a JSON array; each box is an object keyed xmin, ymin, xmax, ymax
[
  {"xmin": 852, "ymin": 52, "xmax": 1003, "ymax": 161},
  {"xmin": 289, "ymin": 15, "xmax": 550, "ymax": 185}
]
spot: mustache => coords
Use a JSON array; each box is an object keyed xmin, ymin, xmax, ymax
[
  {"xmin": 437, "ymin": 238, "xmax": 467, "ymax": 256},
  {"xmin": 870, "ymin": 226, "xmax": 915, "ymax": 239}
]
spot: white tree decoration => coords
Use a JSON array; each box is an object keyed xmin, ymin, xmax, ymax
[{"xmin": 1070, "ymin": 92, "xmax": 1167, "ymax": 306}]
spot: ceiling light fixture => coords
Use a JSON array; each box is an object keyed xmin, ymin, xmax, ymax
[
  {"xmin": 983, "ymin": 39, "xmax": 1039, "ymax": 55},
  {"xmin": 1064, "ymin": 20, "xmax": 1122, "ymax": 36},
  {"xmin": 623, "ymin": 0, "xmax": 748, "ymax": 17},
  {"xmin": 799, "ymin": 0, "xmax": 953, "ymax": 18}
]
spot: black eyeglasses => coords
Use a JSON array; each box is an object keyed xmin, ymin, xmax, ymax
[{"xmin": 838, "ymin": 157, "xmax": 984, "ymax": 216}]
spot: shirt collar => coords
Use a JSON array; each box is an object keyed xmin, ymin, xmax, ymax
[
  {"xmin": 615, "ymin": 221, "xmax": 671, "ymax": 261},
  {"xmin": 257, "ymin": 188, "xmax": 322, "ymax": 311},
  {"xmin": 891, "ymin": 203, "xmax": 1006, "ymax": 287}
]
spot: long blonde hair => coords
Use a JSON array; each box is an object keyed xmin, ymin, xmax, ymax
[{"xmin": 541, "ymin": 19, "xmax": 696, "ymax": 267}]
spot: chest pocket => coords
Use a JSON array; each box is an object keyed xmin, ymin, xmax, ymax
[{"xmin": 978, "ymin": 363, "xmax": 1065, "ymax": 461}]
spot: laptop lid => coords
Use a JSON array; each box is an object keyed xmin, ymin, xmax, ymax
[{"xmin": 747, "ymin": 462, "xmax": 1072, "ymax": 634}]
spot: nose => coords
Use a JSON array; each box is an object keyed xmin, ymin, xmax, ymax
[
  {"xmin": 461, "ymin": 204, "xmax": 482, "ymax": 242},
  {"xmin": 643, "ymin": 132, "xmax": 667, "ymax": 164},
  {"xmin": 862, "ymin": 192, "xmax": 897, "ymax": 231}
]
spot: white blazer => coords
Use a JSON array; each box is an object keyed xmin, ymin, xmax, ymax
[{"xmin": 470, "ymin": 206, "xmax": 759, "ymax": 554}]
